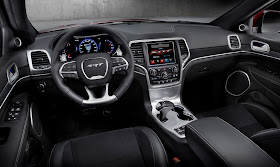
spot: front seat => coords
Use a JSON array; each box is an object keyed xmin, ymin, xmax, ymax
[
  {"xmin": 49, "ymin": 126, "xmax": 168, "ymax": 167},
  {"xmin": 197, "ymin": 103, "xmax": 280, "ymax": 137}
]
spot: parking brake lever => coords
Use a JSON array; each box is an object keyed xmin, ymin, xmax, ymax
[{"xmin": 156, "ymin": 101, "xmax": 175, "ymax": 122}]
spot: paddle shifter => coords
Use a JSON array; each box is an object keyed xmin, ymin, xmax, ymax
[{"xmin": 156, "ymin": 101, "xmax": 175, "ymax": 122}]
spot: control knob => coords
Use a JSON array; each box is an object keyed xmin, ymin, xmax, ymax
[
  {"xmin": 149, "ymin": 69, "xmax": 157, "ymax": 77},
  {"xmin": 172, "ymin": 66, "xmax": 179, "ymax": 73},
  {"xmin": 161, "ymin": 71, "xmax": 169, "ymax": 80}
]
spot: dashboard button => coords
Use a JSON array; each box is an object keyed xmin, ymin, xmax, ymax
[
  {"xmin": 172, "ymin": 66, "xmax": 179, "ymax": 73},
  {"xmin": 149, "ymin": 69, "xmax": 157, "ymax": 77},
  {"xmin": 161, "ymin": 71, "xmax": 169, "ymax": 80}
]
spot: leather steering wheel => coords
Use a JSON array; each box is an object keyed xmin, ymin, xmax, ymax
[{"xmin": 51, "ymin": 26, "xmax": 134, "ymax": 107}]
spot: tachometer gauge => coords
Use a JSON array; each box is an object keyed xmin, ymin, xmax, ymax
[
  {"xmin": 78, "ymin": 38, "xmax": 98, "ymax": 54},
  {"xmin": 103, "ymin": 39, "xmax": 115, "ymax": 54}
]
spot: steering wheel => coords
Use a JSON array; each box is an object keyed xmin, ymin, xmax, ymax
[{"xmin": 51, "ymin": 26, "xmax": 134, "ymax": 107}]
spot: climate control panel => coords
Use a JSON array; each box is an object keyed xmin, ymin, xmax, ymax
[{"xmin": 149, "ymin": 65, "xmax": 180, "ymax": 85}]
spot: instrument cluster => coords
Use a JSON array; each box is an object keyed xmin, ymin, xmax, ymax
[{"xmin": 60, "ymin": 34, "xmax": 118, "ymax": 61}]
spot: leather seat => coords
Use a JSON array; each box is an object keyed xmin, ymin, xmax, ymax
[
  {"xmin": 197, "ymin": 103, "xmax": 280, "ymax": 137},
  {"xmin": 49, "ymin": 126, "xmax": 168, "ymax": 167},
  {"xmin": 197, "ymin": 103, "xmax": 280, "ymax": 163}
]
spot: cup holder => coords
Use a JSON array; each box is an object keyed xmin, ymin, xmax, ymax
[
  {"xmin": 0, "ymin": 127, "xmax": 10, "ymax": 144},
  {"xmin": 174, "ymin": 106, "xmax": 194, "ymax": 121}
]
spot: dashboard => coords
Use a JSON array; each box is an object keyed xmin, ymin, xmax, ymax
[{"xmin": 60, "ymin": 34, "xmax": 118, "ymax": 61}]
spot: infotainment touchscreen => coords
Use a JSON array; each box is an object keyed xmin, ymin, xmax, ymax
[{"xmin": 147, "ymin": 42, "xmax": 175, "ymax": 65}]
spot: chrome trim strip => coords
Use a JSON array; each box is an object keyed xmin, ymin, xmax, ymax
[
  {"xmin": 0, "ymin": 76, "xmax": 30, "ymax": 110},
  {"xmin": 30, "ymin": 104, "xmax": 42, "ymax": 137},
  {"xmin": 0, "ymin": 73, "xmax": 51, "ymax": 110},
  {"xmin": 183, "ymin": 50, "xmax": 280, "ymax": 71},
  {"xmin": 183, "ymin": 51, "xmax": 244, "ymax": 70},
  {"xmin": 134, "ymin": 71, "xmax": 145, "ymax": 76},
  {"xmin": 227, "ymin": 34, "xmax": 241, "ymax": 50},
  {"xmin": 225, "ymin": 70, "xmax": 251, "ymax": 97},
  {"xmin": 27, "ymin": 50, "xmax": 51, "ymax": 72}
]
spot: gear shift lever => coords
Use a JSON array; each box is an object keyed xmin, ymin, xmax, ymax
[{"xmin": 156, "ymin": 101, "xmax": 175, "ymax": 122}]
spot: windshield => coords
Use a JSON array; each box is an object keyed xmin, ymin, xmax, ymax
[{"xmin": 26, "ymin": 0, "xmax": 243, "ymax": 32}]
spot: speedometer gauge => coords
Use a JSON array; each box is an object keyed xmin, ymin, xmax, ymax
[{"xmin": 78, "ymin": 38, "xmax": 98, "ymax": 54}]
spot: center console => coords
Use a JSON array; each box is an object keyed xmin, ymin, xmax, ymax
[{"xmin": 130, "ymin": 37, "xmax": 196, "ymax": 138}]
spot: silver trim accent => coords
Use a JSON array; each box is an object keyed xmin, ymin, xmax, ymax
[
  {"xmin": 227, "ymin": 34, "xmax": 241, "ymax": 50},
  {"xmin": 6, "ymin": 63, "xmax": 19, "ymax": 85},
  {"xmin": 30, "ymin": 104, "xmax": 42, "ymax": 137},
  {"xmin": 238, "ymin": 24, "xmax": 247, "ymax": 32},
  {"xmin": 129, "ymin": 37, "xmax": 190, "ymax": 89},
  {"xmin": 81, "ymin": 57, "xmax": 108, "ymax": 80},
  {"xmin": 251, "ymin": 40, "xmax": 270, "ymax": 53},
  {"xmin": 27, "ymin": 50, "xmax": 51, "ymax": 72},
  {"xmin": 149, "ymin": 85, "xmax": 197, "ymax": 138},
  {"xmin": 83, "ymin": 83, "xmax": 118, "ymax": 105},
  {"xmin": 0, "ymin": 73, "xmax": 51, "ymax": 111},
  {"xmin": 14, "ymin": 37, "xmax": 22, "ymax": 47},
  {"xmin": 225, "ymin": 70, "xmax": 251, "ymax": 97},
  {"xmin": 59, "ymin": 61, "xmax": 78, "ymax": 78}
]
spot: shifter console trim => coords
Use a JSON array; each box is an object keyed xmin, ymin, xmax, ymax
[{"xmin": 149, "ymin": 85, "xmax": 197, "ymax": 138}]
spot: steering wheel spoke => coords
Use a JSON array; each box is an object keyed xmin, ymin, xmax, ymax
[
  {"xmin": 111, "ymin": 57, "xmax": 129, "ymax": 74},
  {"xmin": 83, "ymin": 84, "xmax": 117, "ymax": 105},
  {"xmin": 59, "ymin": 61, "xmax": 79, "ymax": 79}
]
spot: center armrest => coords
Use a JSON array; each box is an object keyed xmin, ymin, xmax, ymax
[{"xmin": 185, "ymin": 117, "xmax": 279, "ymax": 167}]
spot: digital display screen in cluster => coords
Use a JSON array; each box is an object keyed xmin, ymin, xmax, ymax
[{"xmin": 147, "ymin": 42, "xmax": 175, "ymax": 65}]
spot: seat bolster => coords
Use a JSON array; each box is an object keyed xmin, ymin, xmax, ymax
[
  {"xmin": 49, "ymin": 141, "xmax": 69, "ymax": 167},
  {"xmin": 251, "ymin": 128, "xmax": 280, "ymax": 162},
  {"xmin": 242, "ymin": 102, "xmax": 280, "ymax": 128},
  {"xmin": 133, "ymin": 127, "xmax": 168, "ymax": 167}
]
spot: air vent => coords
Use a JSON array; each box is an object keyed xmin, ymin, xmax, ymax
[
  {"xmin": 130, "ymin": 43, "xmax": 145, "ymax": 65},
  {"xmin": 228, "ymin": 35, "xmax": 241, "ymax": 50},
  {"xmin": 178, "ymin": 39, "xmax": 189, "ymax": 60},
  {"xmin": 28, "ymin": 50, "xmax": 51, "ymax": 70}
]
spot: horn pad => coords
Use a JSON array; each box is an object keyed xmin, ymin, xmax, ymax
[{"xmin": 76, "ymin": 53, "xmax": 112, "ymax": 87}]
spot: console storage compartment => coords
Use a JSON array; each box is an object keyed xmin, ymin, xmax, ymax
[{"xmin": 185, "ymin": 117, "xmax": 279, "ymax": 167}]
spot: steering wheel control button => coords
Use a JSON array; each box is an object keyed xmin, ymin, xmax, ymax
[
  {"xmin": 59, "ymin": 61, "xmax": 79, "ymax": 79},
  {"xmin": 62, "ymin": 62, "xmax": 76, "ymax": 71},
  {"xmin": 112, "ymin": 57, "xmax": 128, "ymax": 74}
]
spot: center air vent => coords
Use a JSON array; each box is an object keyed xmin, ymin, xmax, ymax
[
  {"xmin": 178, "ymin": 39, "xmax": 189, "ymax": 60},
  {"xmin": 228, "ymin": 35, "xmax": 241, "ymax": 50},
  {"xmin": 130, "ymin": 43, "xmax": 145, "ymax": 66},
  {"xmin": 28, "ymin": 50, "xmax": 51, "ymax": 70}
]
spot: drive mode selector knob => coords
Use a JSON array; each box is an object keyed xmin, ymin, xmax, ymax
[
  {"xmin": 172, "ymin": 66, "xmax": 179, "ymax": 73},
  {"xmin": 149, "ymin": 69, "xmax": 157, "ymax": 77},
  {"xmin": 161, "ymin": 71, "xmax": 169, "ymax": 79}
]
